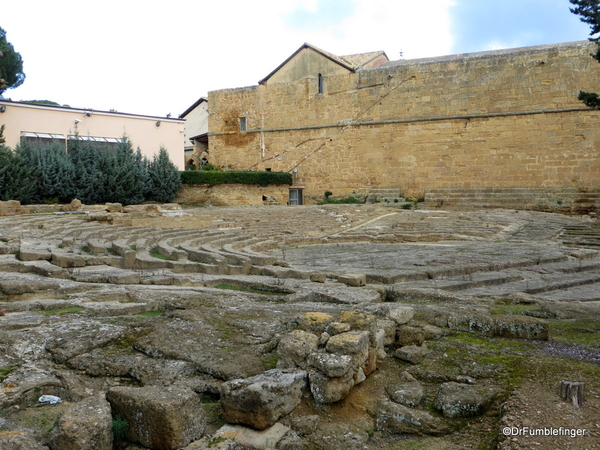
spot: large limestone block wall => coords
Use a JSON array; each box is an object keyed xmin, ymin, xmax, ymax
[
  {"xmin": 175, "ymin": 184, "xmax": 289, "ymax": 206},
  {"xmin": 209, "ymin": 41, "xmax": 600, "ymax": 201}
]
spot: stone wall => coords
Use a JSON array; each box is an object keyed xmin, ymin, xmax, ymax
[
  {"xmin": 175, "ymin": 184, "xmax": 290, "ymax": 206},
  {"xmin": 208, "ymin": 41, "xmax": 600, "ymax": 205}
]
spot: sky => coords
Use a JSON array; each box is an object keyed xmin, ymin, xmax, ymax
[{"xmin": 0, "ymin": 0, "xmax": 593, "ymax": 118}]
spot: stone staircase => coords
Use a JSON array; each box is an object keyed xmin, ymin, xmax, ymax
[{"xmin": 423, "ymin": 187, "xmax": 600, "ymax": 214}]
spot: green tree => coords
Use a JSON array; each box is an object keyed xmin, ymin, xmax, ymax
[
  {"xmin": 0, "ymin": 127, "xmax": 13, "ymax": 198},
  {"xmin": 108, "ymin": 138, "xmax": 147, "ymax": 205},
  {"xmin": 570, "ymin": 0, "xmax": 600, "ymax": 107},
  {"xmin": 68, "ymin": 136, "xmax": 103, "ymax": 205},
  {"xmin": 0, "ymin": 27, "xmax": 25, "ymax": 93},
  {"xmin": 146, "ymin": 147, "xmax": 182, "ymax": 203},
  {"xmin": 29, "ymin": 140, "xmax": 75, "ymax": 203},
  {"xmin": 1, "ymin": 142, "xmax": 37, "ymax": 203}
]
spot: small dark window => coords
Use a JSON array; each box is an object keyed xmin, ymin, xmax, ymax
[
  {"xmin": 265, "ymin": 168, "xmax": 272, "ymax": 172},
  {"xmin": 318, "ymin": 74, "xmax": 324, "ymax": 94},
  {"xmin": 239, "ymin": 117, "xmax": 247, "ymax": 132}
]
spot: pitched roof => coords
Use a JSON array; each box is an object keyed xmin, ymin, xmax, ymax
[
  {"xmin": 258, "ymin": 43, "xmax": 387, "ymax": 85},
  {"xmin": 339, "ymin": 50, "xmax": 388, "ymax": 69},
  {"xmin": 179, "ymin": 97, "xmax": 207, "ymax": 119}
]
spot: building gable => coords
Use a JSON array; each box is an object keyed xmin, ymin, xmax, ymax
[{"xmin": 259, "ymin": 43, "xmax": 356, "ymax": 86}]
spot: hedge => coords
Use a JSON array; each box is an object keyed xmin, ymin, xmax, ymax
[{"xmin": 181, "ymin": 170, "xmax": 293, "ymax": 186}]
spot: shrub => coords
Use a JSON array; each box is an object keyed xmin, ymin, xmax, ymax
[
  {"xmin": 318, "ymin": 196, "xmax": 363, "ymax": 204},
  {"xmin": 181, "ymin": 170, "xmax": 292, "ymax": 186}
]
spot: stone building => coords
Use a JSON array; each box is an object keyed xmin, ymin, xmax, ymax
[{"xmin": 207, "ymin": 41, "xmax": 600, "ymax": 210}]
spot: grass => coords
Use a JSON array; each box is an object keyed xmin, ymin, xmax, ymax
[
  {"xmin": 81, "ymin": 246, "xmax": 91, "ymax": 253},
  {"xmin": 489, "ymin": 304, "xmax": 540, "ymax": 315},
  {"xmin": 214, "ymin": 283, "xmax": 288, "ymax": 295},
  {"xmin": 38, "ymin": 306, "xmax": 84, "ymax": 316},
  {"xmin": 0, "ymin": 365, "xmax": 19, "ymax": 382},
  {"xmin": 9, "ymin": 403, "xmax": 69, "ymax": 438},
  {"xmin": 263, "ymin": 353, "xmax": 278, "ymax": 370},
  {"xmin": 150, "ymin": 247, "xmax": 176, "ymax": 261},
  {"xmin": 549, "ymin": 318, "xmax": 600, "ymax": 347}
]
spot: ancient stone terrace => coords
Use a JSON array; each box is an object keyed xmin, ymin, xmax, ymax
[
  {"xmin": 0, "ymin": 204, "xmax": 597, "ymax": 301},
  {"xmin": 1, "ymin": 204, "xmax": 600, "ymax": 450}
]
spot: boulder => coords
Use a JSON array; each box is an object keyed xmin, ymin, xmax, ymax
[
  {"xmin": 325, "ymin": 330, "xmax": 369, "ymax": 356},
  {"xmin": 325, "ymin": 321, "xmax": 351, "ymax": 335},
  {"xmin": 309, "ymin": 272, "xmax": 326, "ymax": 283},
  {"xmin": 374, "ymin": 399, "xmax": 450, "ymax": 436},
  {"xmin": 297, "ymin": 312, "xmax": 335, "ymax": 334},
  {"xmin": 106, "ymin": 386, "xmax": 205, "ymax": 450},
  {"xmin": 309, "ymin": 368, "xmax": 355, "ymax": 404},
  {"xmin": 388, "ymin": 306, "xmax": 415, "ymax": 325},
  {"xmin": 397, "ymin": 324, "xmax": 425, "ymax": 346},
  {"xmin": 49, "ymin": 394, "xmax": 113, "ymax": 450},
  {"xmin": 377, "ymin": 319, "xmax": 397, "ymax": 346},
  {"xmin": 277, "ymin": 330, "xmax": 319, "ymax": 370},
  {"xmin": 209, "ymin": 423, "xmax": 291, "ymax": 449},
  {"xmin": 219, "ymin": 369, "xmax": 307, "ymax": 430},
  {"xmin": 393, "ymin": 344, "xmax": 429, "ymax": 364},
  {"xmin": 433, "ymin": 382, "xmax": 495, "ymax": 418},
  {"xmin": 337, "ymin": 273, "xmax": 366, "ymax": 287},
  {"xmin": 105, "ymin": 202, "xmax": 123, "ymax": 213},
  {"xmin": 386, "ymin": 383, "xmax": 424, "ymax": 408},
  {"xmin": 307, "ymin": 351, "xmax": 353, "ymax": 378}
]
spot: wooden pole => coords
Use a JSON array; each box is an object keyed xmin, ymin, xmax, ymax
[{"xmin": 560, "ymin": 381, "xmax": 585, "ymax": 408}]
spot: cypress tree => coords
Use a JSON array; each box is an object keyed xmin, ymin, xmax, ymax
[
  {"xmin": 0, "ymin": 127, "xmax": 13, "ymax": 200},
  {"xmin": 146, "ymin": 147, "xmax": 182, "ymax": 203},
  {"xmin": 69, "ymin": 136, "xmax": 103, "ymax": 204},
  {"xmin": 110, "ymin": 138, "xmax": 146, "ymax": 205},
  {"xmin": 30, "ymin": 140, "xmax": 75, "ymax": 203},
  {"xmin": 2, "ymin": 142, "xmax": 37, "ymax": 203}
]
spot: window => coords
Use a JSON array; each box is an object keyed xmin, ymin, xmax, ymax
[
  {"xmin": 21, "ymin": 132, "xmax": 66, "ymax": 146},
  {"xmin": 239, "ymin": 117, "xmax": 247, "ymax": 132},
  {"xmin": 289, "ymin": 188, "xmax": 303, "ymax": 206},
  {"xmin": 68, "ymin": 135, "xmax": 124, "ymax": 151},
  {"xmin": 318, "ymin": 74, "xmax": 324, "ymax": 94}
]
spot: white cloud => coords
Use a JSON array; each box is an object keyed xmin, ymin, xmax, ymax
[{"xmin": 2, "ymin": 0, "xmax": 453, "ymax": 117}]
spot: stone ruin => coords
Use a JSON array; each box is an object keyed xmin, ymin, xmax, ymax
[{"xmin": 0, "ymin": 203, "xmax": 599, "ymax": 449}]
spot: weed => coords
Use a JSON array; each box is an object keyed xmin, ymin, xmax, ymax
[
  {"xmin": 130, "ymin": 244, "xmax": 137, "ymax": 251},
  {"xmin": 112, "ymin": 416, "xmax": 129, "ymax": 441},
  {"xmin": 150, "ymin": 247, "xmax": 176, "ymax": 261},
  {"xmin": 81, "ymin": 246, "xmax": 90, "ymax": 253}
]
